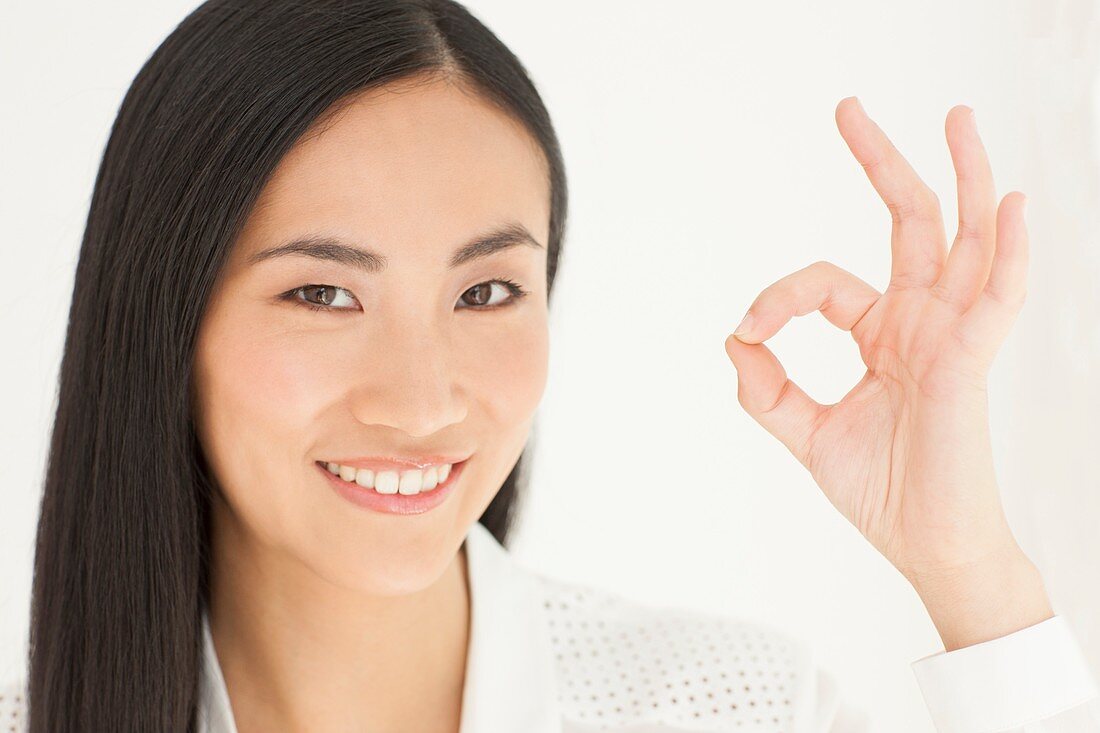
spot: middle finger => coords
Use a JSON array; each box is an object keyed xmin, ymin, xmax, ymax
[{"xmin": 834, "ymin": 97, "xmax": 948, "ymax": 289}]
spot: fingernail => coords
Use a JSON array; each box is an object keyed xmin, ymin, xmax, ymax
[{"xmin": 733, "ymin": 312, "xmax": 754, "ymax": 337}]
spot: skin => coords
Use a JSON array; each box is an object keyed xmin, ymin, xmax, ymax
[
  {"xmin": 192, "ymin": 75, "xmax": 1048, "ymax": 727},
  {"xmin": 191, "ymin": 72, "xmax": 550, "ymax": 732},
  {"xmin": 724, "ymin": 98, "xmax": 1053, "ymax": 652}
]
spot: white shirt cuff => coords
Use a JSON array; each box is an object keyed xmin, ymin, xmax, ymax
[{"xmin": 910, "ymin": 615, "xmax": 1099, "ymax": 733}]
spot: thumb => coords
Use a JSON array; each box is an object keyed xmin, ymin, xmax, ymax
[{"xmin": 724, "ymin": 332, "xmax": 826, "ymax": 468}]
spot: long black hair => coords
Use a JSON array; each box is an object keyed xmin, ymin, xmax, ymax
[{"xmin": 27, "ymin": 1, "xmax": 567, "ymax": 729}]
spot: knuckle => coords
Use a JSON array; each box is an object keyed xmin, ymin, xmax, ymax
[
  {"xmin": 928, "ymin": 281, "xmax": 966, "ymax": 311},
  {"xmin": 760, "ymin": 378, "xmax": 794, "ymax": 417},
  {"xmin": 805, "ymin": 260, "xmax": 840, "ymax": 281},
  {"xmin": 923, "ymin": 187, "xmax": 942, "ymax": 211},
  {"xmin": 768, "ymin": 260, "xmax": 844, "ymax": 308},
  {"xmin": 859, "ymin": 151, "xmax": 887, "ymax": 176},
  {"xmin": 985, "ymin": 284, "xmax": 1027, "ymax": 309},
  {"xmin": 888, "ymin": 188, "xmax": 940, "ymax": 225},
  {"xmin": 956, "ymin": 217, "xmax": 991, "ymax": 242}
]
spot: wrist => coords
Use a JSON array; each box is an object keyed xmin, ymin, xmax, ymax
[{"xmin": 906, "ymin": 546, "xmax": 1055, "ymax": 652}]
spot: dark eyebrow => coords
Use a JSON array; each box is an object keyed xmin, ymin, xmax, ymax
[{"xmin": 245, "ymin": 221, "xmax": 543, "ymax": 273}]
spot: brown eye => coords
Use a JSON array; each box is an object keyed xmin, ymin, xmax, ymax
[
  {"xmin": 457, "ymin": 279, "xmax": 528, "ymax": 309},
  {"xmin": 305, "ymin": 286, "xmax": 335, "ymax": 305},
  {"xmin": 462, "ymin": 282, "xmax": 493, "ymax": 306},
  {"xmin": 288, "ymin": 284, "xmax": 359, "ymax": 311}
]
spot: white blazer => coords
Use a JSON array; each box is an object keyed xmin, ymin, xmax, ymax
[{"xmin": 2, "ymin": 521, "xmax": 1098, "ymax": 731}]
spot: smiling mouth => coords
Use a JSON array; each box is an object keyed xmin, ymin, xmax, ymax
[
  {"xmin": 317, "ymin": 458, "xmax": 464, "ymax": 496},
  {"xmin": 318, "ymin": 457, "xmax": 468, "ymax": 516}
]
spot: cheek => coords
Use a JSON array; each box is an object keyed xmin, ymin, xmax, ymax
[
  {"xmin": 192, "ymin": 310, "xmax": 332, "ymax": 542},
  {"xmin": 463, "ymin": 309, "xmax": 549, "ymax": 426},
  {"xmin": 448, "ymin": 310, "xmax": 548, "ymax": 534}
]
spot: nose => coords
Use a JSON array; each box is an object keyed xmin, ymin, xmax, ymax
[{"xmin": 346, "ymin": 321, "xmax": 467, "ymax": 438}]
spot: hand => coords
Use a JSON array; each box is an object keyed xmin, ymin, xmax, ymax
[{"xmin": 723, "ymin": 98, "xmax": 1052, "ymax": 648}]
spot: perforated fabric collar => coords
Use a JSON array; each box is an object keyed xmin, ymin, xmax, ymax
[
  {"xmin": 197, "ymin": 520, "xmax": 563, "ymax": 733},
  {"xmin": 457, "ymin": 521, "xmax": 563, "ymax": 732}
]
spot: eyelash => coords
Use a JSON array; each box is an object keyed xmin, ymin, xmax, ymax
[{"xmin": 279, "ymin": 278, "xmax": 530, "ymax": 313}]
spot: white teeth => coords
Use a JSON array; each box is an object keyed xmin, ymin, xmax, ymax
[
  {"xmin": 354, "ymin": 468, "xmax": 374, "ymax": 489},
  {"xmin": 374, "ymin": 470, "xmax": 399, "ymax": 494},
  {"xmin": 398, "ymin": 469, "xmax": 423, "ymax": 495},
  {"xmin": 422, "ymin": 466, "xmax": 439, "ymax": 490},
  {"xmin": 325, "ymin": 461, "xmax": 456, "ymax": 495}
]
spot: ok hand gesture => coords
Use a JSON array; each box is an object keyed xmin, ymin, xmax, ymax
[{"xmin": 724, "ymin": 98, "xmax": 1052, "ymax": 651}]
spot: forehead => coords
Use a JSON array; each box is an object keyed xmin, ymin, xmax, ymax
[{"xmin": 237, "ymin": 74, "xmax": 551, "ymax": 262}]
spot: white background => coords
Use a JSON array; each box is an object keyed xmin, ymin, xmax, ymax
[{"xmin": 2, "ymin": 1, "xmax": 1098, "ymax": 730}]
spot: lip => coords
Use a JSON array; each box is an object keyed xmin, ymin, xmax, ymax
[{"xmin": 317, "ymin": 458, "xmax": 467, "ymax": 516}]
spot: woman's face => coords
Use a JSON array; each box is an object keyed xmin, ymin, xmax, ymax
[{"xmin": 191, "ymin": 74, "xmax": 551, "ymax": 596}]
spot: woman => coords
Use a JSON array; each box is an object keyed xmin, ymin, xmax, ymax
[{"xmin": 2, "ymin": 0, "xmax": 1097, "ymax": 731}]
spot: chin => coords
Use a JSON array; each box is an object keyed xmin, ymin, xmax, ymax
[{"xmin": 300, "ymin": 528, "xmax": 461, "ymax": 597}]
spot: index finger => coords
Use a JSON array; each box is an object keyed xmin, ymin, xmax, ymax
[{"xmin": 730, "ymin": 260, "xmax": 881, "ymax": 345}]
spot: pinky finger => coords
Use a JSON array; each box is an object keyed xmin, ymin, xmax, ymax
[{"xmin": 951, "ymin": 191, "xmax": 1029, "ymax": 370}]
